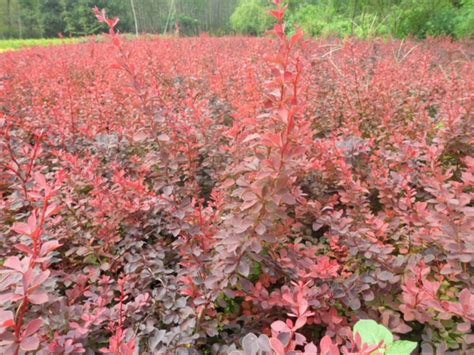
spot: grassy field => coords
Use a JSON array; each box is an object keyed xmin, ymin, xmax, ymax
[{"xmin": 0, "ymin": 38, "xmax": 83, "ymax": 52}]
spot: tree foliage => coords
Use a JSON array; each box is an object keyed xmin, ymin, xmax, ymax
[
  {"xmin": 0, "ymin": 0, "xmax": 473, "ymax": 39},
  {"xmin": 230, "ymin": 0, "xmax": 273, "ymax": 35},
  {"xmin": 290, "ymin": 0, "xmax": 474, "ymax": 38},
  {"xmin": 0, "ymin": 0, "xmax": 239, "ymax": 38},
  {"xmin": 60, "ymin": 0, "xmax": 131, "ymax": 36}
]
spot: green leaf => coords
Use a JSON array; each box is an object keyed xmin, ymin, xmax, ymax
[
  {"xmin": 353, "ymin": 319, "xmax": 393, "ymax": 348},
  {"xmin": 84, "ymin": 254, "xmax": 99, "ymax": 265},
  {"xmin": 386, "ymin": 340, "xmax": 417, "ymax": 355},
  {"xmin": 435, "ymin": 121, "xmax": 445, "ymax": 130}
]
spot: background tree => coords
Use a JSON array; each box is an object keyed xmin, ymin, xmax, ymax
[
  {"xmin": 41, "ymin": 0, "xmax": 64, "ymax": 37},
  {"xmin": 130, "ymin": 0, "xmax": 138, "ymax": 36},
  {"xmin": 60, "ymin": 0, "xmax": 131, "ymax": 36},
  {"xmin": 230, "ymin": 0, "xmax": 273, "ymax": 36},
  {"xmin": 18, "ymin": 0, "xmax": 43, "ymax": 38},
  {"xmin": 0, "ymin": 0, "xmax": 472, "ymax": 39}
]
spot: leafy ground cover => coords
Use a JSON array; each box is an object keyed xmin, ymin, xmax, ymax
[{"xmin": 0, "ymin": 2, "xmax": 473, "ymax": 354}]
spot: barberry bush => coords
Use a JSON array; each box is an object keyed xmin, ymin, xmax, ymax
[{"xmin": 1, "ymin": 1, "xmax": 473, "ymax": 354}]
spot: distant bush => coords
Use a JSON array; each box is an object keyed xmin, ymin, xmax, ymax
[
  {"xmin": 231, "ymin": 0, "xmax": 273, "ymax": 36},
  {"xmin": 286, "ymin": 0, "xmax": 473, "ymax": 39},
  {"xmin": 394, "ymin": 1, "xmax": 456, "ymax": 38},
  {"xmin": 175, "ymin": 14, "xmax": 200, "ymax": 36},
  {"xmin": 454, "ymin": 0, "xmax": 474, "ymax": 37},
  {"xmin": 290, "ymin": 4, "xmax": 348, "ymax": 38}
]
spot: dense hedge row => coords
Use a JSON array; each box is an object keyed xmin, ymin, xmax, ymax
[{"xmin": 0, "ymin": 2, "xmax": 473, "ymax": 354}]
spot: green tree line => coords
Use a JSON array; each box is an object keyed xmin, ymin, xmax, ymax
[
  {"xmin": 232, "ymin": 0, "xmax": 473, "ymax": 38},
  {"xmin": 0, "ymin": 0, "xmax": 239, "ymax": 38},
  {"xmin": 0, "ymin": 0, "xmax": 472, "ymax": 39}
]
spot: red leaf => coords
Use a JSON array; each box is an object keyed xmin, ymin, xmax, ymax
[
  {"xmin": 270, "ymin": 10, "xmax": 282, "ymax": 20},
  {"xmin": 294, "ymin": 316, "xmax": 307, "ymax": 331},
  {"xmin": 132, "ymin": 131, "xmax": 149, "ymax": 142},
  {"xmin": 459, "ymin": 288, "xmax": 472, "ymax": 309},
  {"xmin": 290, "ymin": 28, "xmax": 304, "ymax": 46},
  {"xmin": 298, "ymin": 298, "xmax": 309, "ymax": 316},
  {"xmin": 3, "ymin": 319, "xmax": 15, "ymax": 328},
  {"xmin": 242, "ymin": 133, "xmax": 260, "ymax": 143},
  {"xmin": 30, "ymin": 270, "xmax": 51, "ymax": 289},
  {"xmin": 4, "ymin": 256, "xmax": 24, "ymax": 273},
  {"xmin": 457, "ymin": 322, "xmax": 471, "ymax": 332},
  {"xmin": 45, "ymin": 203, "xmax": 62, "ymax": 218},
  {"xmin": 304, "ymin": 343, "xmax": 318, "ymax": 354},
  {"xmin": 0, "ymin": 293, "xmax": 23, "ymax": 304},
  {"xmin": 158, "ymin": 134, "xmax": 170, "ymax": 142},
  {"xmin": 14, "ymin": 243, "xmax": 33, "ymax": 255},
  {"xmin": 40, "ymin": 240, "xmax": 62, "ymax": 256},
  {"xmin": 20, "ymin": 335, "xmax": 40, "ymax": 351},
  {"xmin": 28, "ymin": 292, "xmax": 48, "ymax": 305},
  {"xmin": 320, "ymin": 336, "xmax": 339, "ymax": 355},
  {"xmin": 107, "ymin": 17, "xmax": 120, "ymax": 29},
  {"xmin": 24, "ymin": 319, "xmax": 43, "ymax": 337},
  {"xmin": 271, "ymin": 320, "xmax": 291, "ymax": 333},
  {"xmin": 93, "ymin": 7, "xmax": 106, "ymax": 23},
  {"xmin": 270, "ymin": 338, "xmax": 286, "ymax": 355},
  {"xmin": 0, "ymin": 310, "xmax": 14, "ymax": 327},
  {"xmin": 113, "ymin": 36, "xmax": 121, "ymax": 48},
  {"xmin": 11, "ymin": 222, "xmax": 33, "ymax": 236},
  {"xmin": 278, "ymin": 108, "xmax": 288, "ymax": 124},
  {"xmin": 33, "ymin": 172, "xmax": 48, "ymax": 189}
]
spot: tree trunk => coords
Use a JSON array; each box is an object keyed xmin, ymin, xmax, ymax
[
  {"xmin": 163, "ymin": 0, "xmax": 176, "ymax": 35},
  {"xmin": 351, "ymin": 0, "xmax": 359, "ymax": 35},
  {"xmin": 6, "ymin": 0, "xmax": 11, "ymax": 37},
  {"xmin": 130, "ymin": 0, "xmax": 139, "ymax": 36}
]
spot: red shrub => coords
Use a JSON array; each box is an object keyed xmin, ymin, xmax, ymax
[{"xmin": 0, "ymin": 2, "xmax": 472, "ymax": 354}]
